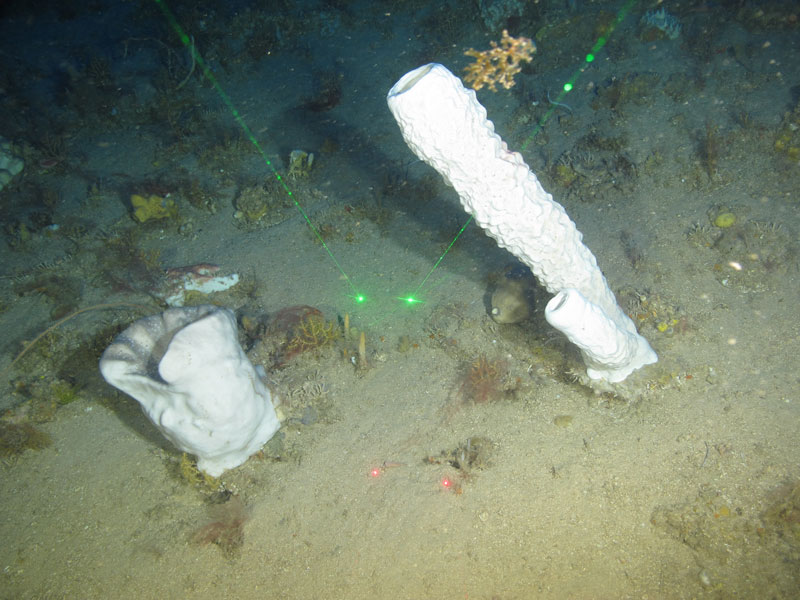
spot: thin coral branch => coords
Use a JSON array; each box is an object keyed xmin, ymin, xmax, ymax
[
  {"xmin": 0, "ymin": 302, "xmax": 157, "ymax": 381},
  {"xmin": 176, "ymin": 35, "xmax": 196, "ymax": 90}
]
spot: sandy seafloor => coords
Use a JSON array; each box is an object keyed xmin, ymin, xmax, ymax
[{"xmin": 1, "ymin": 1, "xmax": 799, "ymax": 598}]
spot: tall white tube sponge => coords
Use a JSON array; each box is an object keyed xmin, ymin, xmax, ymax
[{"xmin": 387, "ymin": 63, "xmax": 656, "ymax": 382}]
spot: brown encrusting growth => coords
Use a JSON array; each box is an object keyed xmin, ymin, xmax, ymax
[{"xmin": 0, "ymin": 422, "xmax": 52, "ymax": 457}]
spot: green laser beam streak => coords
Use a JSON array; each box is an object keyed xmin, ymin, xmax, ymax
[
  {"xmin": 520, "ymin": 0, "xmax": 638, "ymax": 151},
  {"xmin": 413, "ymin": 0, "xmax": 638, "ymax": 295},
  {"xmin": 152, "ymin": 0, "xmax": 361, "ymax": 299},
  {"xmin": 154, "ymin": 0, "xmax": 638, "ymax": 308},
  {"xmin": 361, "ymin": 215, "xmax": 471, "ymax": 330},
  {"xmin": 409, "ymin": 0, "xmax": 638, "ymax": 296},
  {"xmin": 409, "ymin": 215, "xmax": 473, "ymax": 299},
  {"xmin": 363, "ymin": 215, "xmax": 472, "ymax": 328}
]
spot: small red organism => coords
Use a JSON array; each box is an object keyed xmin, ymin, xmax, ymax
[
  {"xmin": 460, "ymin": 354, "xmax": 507, "ymax": 403},
  {"xmin": 191, "ymin": 495, "xmax": 249, "ymax": 556}
]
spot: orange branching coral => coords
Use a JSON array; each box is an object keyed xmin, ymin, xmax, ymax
[
  {"xmin": 285, "ymin": 314, "xmax": 339, "ymax": 358},
  {"xmin": 463, "ymin": 30, "xmax": 536, "ymax": 92}
]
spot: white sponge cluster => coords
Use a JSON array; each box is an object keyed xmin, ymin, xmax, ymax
[{"xmin": 387, "ymin": 64, "xmax": 656, "ymax": 382}]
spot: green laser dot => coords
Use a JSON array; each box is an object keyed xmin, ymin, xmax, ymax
[
  {"xmin": 563, "ymin": 83, "xmax": 573, "ymax": 92},
  {"xmin": 586, "ymin": 53, "xmax": 595, "ymax": 62}
]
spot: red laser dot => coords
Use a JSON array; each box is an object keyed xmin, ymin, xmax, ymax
[
  {"xmin": 370, "ymin": 468, "xmax": 381, "ymax": 478},
  {"xmin": 442, "ymin": 478, "xmax": 452, "ymax": 488}
]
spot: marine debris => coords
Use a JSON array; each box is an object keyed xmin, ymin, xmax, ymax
[{"xmin": 157, "ymin": 263, "xmax": 239, "ymax": 307}]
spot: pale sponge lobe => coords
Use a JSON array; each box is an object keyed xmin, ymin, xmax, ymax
[{"xmin": 100, "ymin": 305, "xmax": 280, "ymax": 476}]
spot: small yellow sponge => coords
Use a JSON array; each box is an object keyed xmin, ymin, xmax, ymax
[
  {"xmin": 713, "ymin": 212, "xmax": 736, "ymax": 228},
  {"xmin": 131, "ymin": 194, "xmax": 177, "ymax": 223}
]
